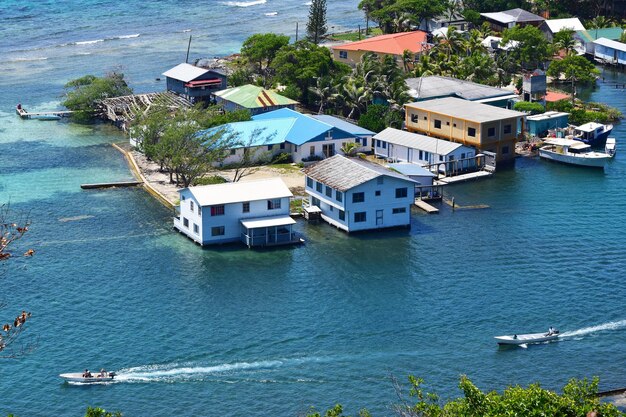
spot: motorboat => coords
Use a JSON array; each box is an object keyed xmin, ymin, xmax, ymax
[
  {"xmin": 573, "ymin": 122, "xmax": 613, "ymax": 145},
  {"xmin": 605, "ymin": 138, "xmax": 616, "ymax": 157},
  {"xmin": 60, "ymin": 370, "xmax": 116, "ymax": 383},
  {"xmin": 495, "ymin": 329, "xmax": 560, "ymax": 348},
  {"xmin": 539, "ymin": 138, "xmax": 612, "ymax": 168}
]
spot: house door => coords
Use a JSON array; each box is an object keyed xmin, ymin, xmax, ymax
[
  {"xmin": 322, "ymin": 144, "xmax": 335, "ymax": 157},
  {"xmin": 376, "ymin": 209, "xmax": 383, "ymax": 226}
]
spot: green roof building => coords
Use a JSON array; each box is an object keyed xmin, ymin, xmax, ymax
[
  {"xmin": 575, "ymin": 27, "xmax": 624, "ymax": 55},
  {"xmin": 213, "ymin": 84, "xmax": 298, "ymax": 115}
]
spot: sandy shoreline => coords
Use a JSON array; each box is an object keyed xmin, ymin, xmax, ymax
[{"xmin": 115, "ymin": 144, "xmax": 306, "ymax": 207}]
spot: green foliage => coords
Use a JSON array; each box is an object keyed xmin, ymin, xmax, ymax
[
  {"xmin": 502, "ymin": 25, "xmax": 551, "ymax": 70},
  {"xmin": 330, "ymin": 28, "xmax": 383, "ymax": 42},
  {"xmin": 552, "ymin": 28, "xmax": 577, "ymax": 55},
  {"xmin": 193, "ymin": 175, "xmax": 228, "ymax": 186},
  {"xmin": 513, "ymin": 100, "xmax": 545, "ymax": 114},
  {"xmin": 307, "ymin": 0, "xmax": 328, "ymax": 44},
  {"xmin": 547, "ymin": 54, "xmax": 600, "ymax": 84},
  {"xmin": 271, "ymin": 152, "xmax": 293, "ymax": 164},
  {"xmin": 228, "ymin": 68, "xmax": 254, "ymax": 87},
  {"xmin": 62, "ymin": 72, "xmax": 132, "ymax": 121},
  {"xmin": 547, "ymin": 99, "xmax": 622, "ymax": 125},
  {"xmin": 358, "ymin": 0, "xmax": 446, "ymax": 34},
  {"xmin": 281, "ymin": 84, "xmax": 302, "ymax": 101},
  {"xmin": 358, "ymin": 104, "xmax": 400, "ymax": 133},
  {"xmin": 85, "ymin": 406, "xmax": 122, "ymax": 417},
  {"xmin": 340, "ymin": 141, "xmax": 361, "ymax": 156},
  {"xmin": 241, "ymin": 33, "xmax": 290, "ymax": 73},
  {"xmin": 462, "ymin": 8, "xmax": 481, "ymax": 26}
]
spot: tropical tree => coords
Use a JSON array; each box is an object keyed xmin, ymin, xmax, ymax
[
  {"xmin": 501, "ymin": 25, "xmax": 551, "ymax": 70},
  {"xmin": 547, "ymin": 55, "xmax": 600, "ymax": 103},
  {"xmin": 586, "ymin": 15, "xmax": 615, "ymax": 29},
  {"xmin": 240, "ymin": 33, "xmax": 290, "ymax": 86},
  {"xmin": 340, "ymin": 141, "xmax": 361, "ymax": 156},
  {"xmin": 62, "ymin": 72, "xmax": 133, "ymax": 121},
  {"xmin": 307, "ymin": 0, "xmax": 328, "ymax": 44},
  {"xmin": 227, "ymin": 128, "xmax": 275, "ymax": 182},
  {"xmin": 309, "ymin": 76, "xmax": 334, "ymax": 114},
  {"xmin": 552, "ymin": 28, "xmax": 577, "ymax": 56}
]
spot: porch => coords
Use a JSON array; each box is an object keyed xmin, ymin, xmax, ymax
[{"xmin": 240, "ymin": 215, "xmax": 301, "ymax": 248}]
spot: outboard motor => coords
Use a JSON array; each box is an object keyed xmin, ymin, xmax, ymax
[{"xmin": 109, "ymin": 371, "xmax": 116, "ymax": 379}]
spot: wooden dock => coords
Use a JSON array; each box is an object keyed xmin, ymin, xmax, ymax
[
  {"xmin": 436, "ymin": 170, "xmax": 493, "ymax": 185},
  {"xmin": 598, "ymin": 387, "xmax": 626, "ymax": 398},
  {"xmin": 81, "ymin": 181, "xmax": 143, "ymax": 189},
  {"xmin": 16, "ymin": 106, "xmax": 73, "ymax": 119},
  {"xmin": 414, "ymin": 199, "xmax": 439, "ymax": 214}
]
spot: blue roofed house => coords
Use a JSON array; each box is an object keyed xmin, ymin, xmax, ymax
[
  {"xmin": 163, "ymin": 63, "xmax": 227, "ymax": 103},
  {"xmin": 593, "ymin": 38, "xmax": 626, "ymax": 65},
  {"xmin": 211, "ymin": 108, "xmax": 375, "ymax": 164},
  {"xmin": 310, "ymin": 114, "xmax": 374, "ymax": 152},
  {"xmin": 303, "ymin": 155, "xmax": 417, "ymax": 233}
]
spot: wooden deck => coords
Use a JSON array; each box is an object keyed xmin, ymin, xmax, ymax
[
  {"xmin": 436, "ymin": 170, "xmax": 493, "ymax": 185},
  {"xmin": 414, "ymin": 199, "xmax": 439, "ymax": 214},
  {"xmin": 16, "ymin": 107, "xmax": 73, "ymax": 119}
]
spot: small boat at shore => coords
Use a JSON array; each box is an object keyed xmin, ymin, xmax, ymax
[
  {"xmin": 605, "ymin": 138, "xmax": 616, "ymax": 157},
  {"xmin": 539, "ymin": 138, "xmax": 613, "ymax": 168},
  {"xmin": 573, "ymin": 122, "xmax": 613, "ymax": 145},
  {"xmin": 495, "ymin": 329, "xmax": 560, "ymax": 348},
  {"xmin": 60, "ymin": 370, "xmax": 116, "ymax": 383}
]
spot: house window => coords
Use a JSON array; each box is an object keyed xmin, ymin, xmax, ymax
[
  {"xmin": 392, "ymin": 207, "xmax": 406, "ymax": 214},
  {"xmin": 190, "ymin": 200, "xmax": 194, "ymax": 212},
  {"xmin": 306, "ymin": 177, "xmax": 313, "ymax": 188},
  {"xmin": 330, "ymin": 206, "xmax": 334, "ymax": 212},
  {"xmin": 242, "ymin": 202, "xmax": 250, "ymax": 213},
  {"xmin": 504, "ymin": 124, "xmax": 512, "ymax": 134},
  {"xmin": 362, "ymin": 138, "xmax": 367, "ymax": 147},
  {"xmin": 280, "ymin": 143, "xmax": 285, "ymax": 150},
  {"xmin": 336, "ymin": 190, "xmax": 343, "ymax": 202},
  {"xmin": 468, "ymin": 127, "xmax": 476, "ymax": 137},
  {"xmin": 352, "ymin": 192, "xmax": 365, "ymax": 203},
  {"xmin": 316, "ymin": 181, "xmax": 323, "ymax": 192},
  {"xmin": 310, "ymin": 146, "xmax": 315, "ymax": 156},
  {"xmin": 453, "ymin": 123, "xmax": 457, "ymax": 127},
  {"xmin": 488, "ymin": 127, "xmax": 496, "ymax": 137},
  {"xmin": 312, "ymin": 197, "xmax": 321, "ymax": 207},
  {"xmin": 183, "ymin": 217, "xmax": 189, "ymax": 228},
  {"xmin": 377, "ymin": 177, "xmax": 384, "ymax": 185},
  {"xmin": 434, "ymin": 119, "xmax": 442, "ymax": 129},
  {"xmin": 423, "ymin": 116, "xmax": 427, "ymax": 120},
  {"xmin": 210, "ymin": 205, "xmax": 225, "ymax": 216},
  {"xmin": 354, "ymin": 212, "xmax": 366, "ymax": 222},
  {"xmin": 461, "ymin": 153, "xmax": 466, "ymax": 159},
  {"xmin": 424, "ymin": 151, "xmax": 429, "ymax": 160},
  {"xmin": 446, "ymin": 121, "xmax": 450, "ymax": 126},
  {"xmin": 198, "ymin": 205, "xmax": 202, "ymax": 216},
  {"xmin": 375, "ymin": 190, "xmax": 381, "ymax": 196},
  {"xmin": 411, "ymin": 114, "xmax": 419, "ymax": 123},
  {"xmin": 502, "ymin": 145, "xmax": 510, "ymax": 155},
  {"xmin": 267, "ymin": 144, "xmax": 273, "ymax": 150},
  {"xmin": 211, "ymin": 226, "xmax": 225, "ymax": 236},
  {"xmin": 294, "ymin": 145, "xmax": 298, "ymax": 152},
  {"xmin": 325, "ymin": 186, "xmax": 332, "ymax": 197},
  {"xmin": 181, "ymin": 195, "xmax": 186, "ymax": 201},
  {"xmin": 382, "ymin": 141, "xmax": 387, "ymax": 149},
  {"xmin": 449, "ymin": 155, "xmax": 455, "ymax": 161},
  {"xmin": 230, "ymin": 149, "xmax": 236, "ymax": 155},
  {"xmin": 267, "ymin": 198, "xmax": 282, "ymax": 210},
  {"xmin": 193, "ymin": 223, "xmax": 199, "ymax": 234},
  {"xmin": 339, "ymin": 50, "xmax": 348, "ymax": 59},
  {"xmin": 419, "ymin": 150, "xmax": 423, "ymax": 160},
  {"xmin": 439, "ymin": 155, "xmax": 444, "ymax": 162},
  {"xmin": 355, "ymin": 138, "xmax": 360, "ymax": 144},
  {"xmin": 395, "ymin": 187, "xmax": 408, "ymax": 198},
  {"xmin": 338, "ymin": 210, "xmax": 345, "ymax": 221}
]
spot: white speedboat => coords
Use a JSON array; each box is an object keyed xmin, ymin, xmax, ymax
[
  {"xmin": 605, "ymin": 138, "xmax": 616, "ymax": 157},
  {"xmin": 60, "ymin": 370, "xmax": 116, "ymax": 383},
  {"xmin": 495, "ymin": 330, "xmax": 560, "ymax": 348},
  {"xmin": 539, "ymin": 138, "xmax": 612, "ymax": 168}
]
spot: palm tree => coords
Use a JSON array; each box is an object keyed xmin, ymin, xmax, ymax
[
  {"xmin": 340, "ymin": 141, "xmax": 360, "ymax": 156},
  {"xmin": 401, "ymin": 49, "xmax": 415, "ymax": 72},
  {"xmin": 444, "ymin": 0, "xmax": 462, "ymax": 25},
  {"xmin": 308, "ymin": 77, "xmax": 333, "ymax": 114},
  {"xmin": 586, "ymin": 16, "xmax": 615, "ymax": 29},
  {"xmin": 342, "ymin": 79, "xmax": 370, "ymax": 119}
]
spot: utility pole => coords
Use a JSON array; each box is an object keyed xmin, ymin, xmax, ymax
[
  {"xmin": 295, "ymin": 22, "xmax": 299, "ymax": 42},
  {"xmin": 185, "ymin": 35, "xmax": 192, "ymax": 64}
]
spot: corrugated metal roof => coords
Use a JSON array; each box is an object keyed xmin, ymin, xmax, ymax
[
  {"xmin": 162, "ymin": 63, "xmax": 209, "ymax": 82},
  {"xmin": 253, "ymin": 108, "xmax": 334, "ymax": 146},
  {"xmin": 303, "ymin": 155, "xmax": 416, "ymax": 192},
  {"xmin": 204, "ymin": 118, "xmax": 296, "ymax": 148},
  {"xmin": 481, "ymin": 8, "xmax": 544, "ymax": 24},
  {"xmin": 576, "ymin": 27, "xmax": 624, "ymax": 42},
  {"xmin": 593, "ymin": 37, "xmax": 626, "ymax": 52},
  {"xmin": 405, "ymin": 97, "xmax": 525, "ymax": 123},
  {"xmin": 333, "ymin": 30, "xmax": 429, "ymax": 55},
  {"xmin": 406, "ymin": 76, "xmax": 515, "ymax": 101},
  {"xmin": 526, "ymin": 111, "xmax": 569, "ymax": 121},
  {"xmin": 374, "ymin": 127, "xmax": 468, "ymax": 155},
  {"xmin": 185, "ymin": 178, "xmax": 292, "ymax": 206},
  {"xmin": 214, "ymin": 84, "xmax": 298, "ymax": 109},
  {"xmin": 311, "ymin": 115, "xmax": 374, "ymax": 136},
  {"xmin": 387, "ymin": 163, "xmax": 436, "ymax": 177},
  {"xmin": 240, "ymin": 214, "xmax": 296, "ymax": 229},
  {"xmin": 543, "ymin": 18, "xmax": 585, "ymax": 33}
]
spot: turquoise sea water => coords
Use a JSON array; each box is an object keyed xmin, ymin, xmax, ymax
[{"xmin": 1, "ymin": 2, "xmax": 626, "ymax": 416}]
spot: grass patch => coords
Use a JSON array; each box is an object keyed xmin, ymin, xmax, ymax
[
  {"xmin": 193, "ymin": 175, "xmax": 228, "ymax": 186},
  {"xmin": 328, "ymin": 28, "xmax": 382, "ymax": 42},
  {"xmin": 270, "ymin": 163, "xmax": 303, "ymax": 174},
  {"xmin": 290, "ymin": 198, "xmax": 304, "ymax": 214}
]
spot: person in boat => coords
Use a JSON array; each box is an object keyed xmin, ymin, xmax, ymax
[
  {"xmin": 99, "ymin": 369, "xmax": 107, "ymax": 378},
  {"xmin": 546, "ymin": 326, "xmax": 555, "ymax": 336},
  {"xmin": 16, "ymin": 103, "xmax": 21, "ymax": 110},
  {"xmin": 83, "ymin": 369, "xmax": 92, "ymax": 378},
  {"xmin": 513, "ymin": 334, "xmax": 518, "ymax": 339}
]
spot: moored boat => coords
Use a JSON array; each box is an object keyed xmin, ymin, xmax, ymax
[
  {"xmin": 495, "ymin": 329, "xmax": 560, "ymax": 347},
  {"xmin": 573, "ymin": 122, "xmax": 613, "ymax": 145},
  {"xmin": 605, "ymin": 138, "xmax": 616, "ymax": 157},
  {"xmin": 539, "ymin": 138, "xmax": 612, "ymax": 168},
  {"xmin": 60, "ymin": 369, "xmax": 116, "ymax": 383}
]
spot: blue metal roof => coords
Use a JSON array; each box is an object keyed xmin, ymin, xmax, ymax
[
  {"xmin": 253, "ymin": 108, "xmax": 334, "ymax": 146},
  {"xmin": 201, "ymin": 118, "xmax": 295, "ymax": 148},
  {"xmin": 310, "ymin": 115, "xmax": 375, "ymax": 137}
]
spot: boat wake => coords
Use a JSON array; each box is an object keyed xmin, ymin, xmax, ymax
[
  {"xmin": 560, "ymin": 319, "xmax": 626, "ymax": 338},
  {"xmin": 113, "ymin": 357, "xmax": 313, "ymax": 383},
  {"xmin": 223, "ymin": 0, "xmax": 267, "ymax": 7}
]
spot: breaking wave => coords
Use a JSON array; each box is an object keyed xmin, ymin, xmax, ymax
[{"xmin": 223, "ymin": 0, "xmax": 267, "ymax": 7}]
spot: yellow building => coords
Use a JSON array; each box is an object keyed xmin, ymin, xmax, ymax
[{"xmin": 404, "ymin": 97, "xmax": 525, "ymax": 162}]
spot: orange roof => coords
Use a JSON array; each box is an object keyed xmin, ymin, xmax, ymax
[
  {"xmin": 545, "ymin": 91, "xmax": 570, "ymax": 102},
  {"xmin": 334, "ymin": 31, "xmax": 429, "ymax": 55}
]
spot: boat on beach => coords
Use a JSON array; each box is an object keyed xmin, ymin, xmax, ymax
[
  {"xmin": 605, "ymin": 138, "xmax": 616, "ymax": 156},
  {"xmin": 60, "ymin": 370, "xmax": 116, "ymax": 383},
  {"xmin": 539, "ymin": 138, "xmax": 613, "ymax": 168},
  {"xmin": 572, "ymin": 122, "xmax": 613, "ymax": 145},
  {"xmin": 495, "ymin": 329, "xmax": 560, "ymax": 347}
]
